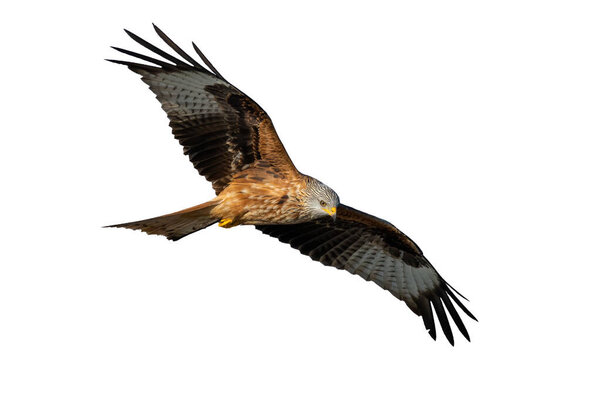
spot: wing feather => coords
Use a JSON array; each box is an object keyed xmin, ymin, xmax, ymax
[
  {"xmin": 109, "ymin": 26, "xmax": 298, "ymax": 193},
  {"xmin": 151, "ymin": 24, "xmax": 204, "ymax": 69},
  {"xmin": 256, "ymin": 204, "xmax": 476, "ymax": 344}
]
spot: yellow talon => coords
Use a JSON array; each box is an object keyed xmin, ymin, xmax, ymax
[{"xmin": 218, "ymin": 218, "xmax": 233, "ymax": 228}]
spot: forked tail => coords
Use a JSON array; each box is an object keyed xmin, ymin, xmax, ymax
[{"xmin": 105, "ymin": 200, "xmax": 221, "ymax": 241}]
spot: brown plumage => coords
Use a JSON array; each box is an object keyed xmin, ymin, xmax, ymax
[{"xmin": 106, "ymin": 25, "xmax": 476, "ymax": 345}]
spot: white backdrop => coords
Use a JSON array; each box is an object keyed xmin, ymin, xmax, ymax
[{"xmin": 1, "ymin": 1, "xmax": 599, "ymax": 399}]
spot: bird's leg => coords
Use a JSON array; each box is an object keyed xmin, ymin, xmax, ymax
[{"xmin": 218, "ymin": 218, "xmax": 234, "ymax": 228}]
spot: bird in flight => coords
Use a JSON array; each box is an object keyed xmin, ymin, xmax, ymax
[{"xmin": 107, "ymin": 25, "xmax": 476, "ymax": 345}]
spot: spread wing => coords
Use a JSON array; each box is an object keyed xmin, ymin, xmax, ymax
[
  {"xmin": 108, "ymin": 25, "xmax": 298, "ymax": 194},
  {"xmin": 256, "ymin": 204, "xmax": 477, "ymax": 345}
]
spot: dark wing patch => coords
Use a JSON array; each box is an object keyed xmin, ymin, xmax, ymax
[
  {"xmin": 256, "ymin": 204, "xmax": 476, "ymax": 345},
  {"xmin": 108, "ymin": 25, "xmax": 297, "ymax": 193}
]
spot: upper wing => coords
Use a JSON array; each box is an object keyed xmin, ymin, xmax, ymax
[
  {"xmin": 256, "ymin": 204, "xmax": 476, "ymax": 345},
  {"xmin": 108, "ymin": 25, "xmax": 298, "ymax": 194}
]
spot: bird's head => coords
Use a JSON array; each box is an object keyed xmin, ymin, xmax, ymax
[{"xmin": 305, "ymin": 177, "xmax": 340, "ymax": 221}]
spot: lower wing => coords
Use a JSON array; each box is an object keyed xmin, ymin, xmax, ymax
[{"xmin": 256, "ymin": 204, "xmax": 477, "ymax": 345}]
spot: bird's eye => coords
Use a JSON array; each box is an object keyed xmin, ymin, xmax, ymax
[{"xmin": 320, "ymin": 200, "xmax": 327, "ymax": 207}]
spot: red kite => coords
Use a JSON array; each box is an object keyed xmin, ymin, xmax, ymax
[{"xmin": 107, "ymin": 25, "xmax": 476, "ymax": 344}]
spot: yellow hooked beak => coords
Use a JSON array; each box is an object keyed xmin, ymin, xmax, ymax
[{"xmin": 322, "ymin": 206, "xmax": 337, "ymax": 220}]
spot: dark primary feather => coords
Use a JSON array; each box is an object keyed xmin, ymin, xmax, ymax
[
  {"xmin": 257, "ymin": 204, "xmax": 476, "ymax": 345},
  {"xmin": 108, "ymin": 26, "xmax": 296, "ymax": 194},
  {"xmin": 152, "ymin": 24, "xmax": 204, "ymax": 68},
  {"xmin": 192, "ymin": 42, "xmax": 226, "ymax": 80}
]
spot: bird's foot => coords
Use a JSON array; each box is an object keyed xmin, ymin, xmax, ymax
[{"xmin": 218, "ymin": 218, "xmax": 233, "ymax": 228}]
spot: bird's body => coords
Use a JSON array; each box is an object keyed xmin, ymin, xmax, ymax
[
  {"xmin": 107, "ymin": 25, "xmax": 476, "ymax": 344},
  {"xmin": 211, "ymin": 168, "xmax": 314, "ymax": 226}
]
